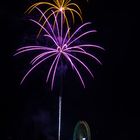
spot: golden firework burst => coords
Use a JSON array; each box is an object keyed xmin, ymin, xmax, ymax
[{"xmin": 26, "ymin": 0, "xmax": 83, "ymax": 37}]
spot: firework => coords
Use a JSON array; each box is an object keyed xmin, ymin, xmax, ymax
[
  {"xmin": 26, "ymin": 0, "xmax": 83, "ymax": 37},
  {"xmin": 15, "ymin": 8, "xmax": 104, "ymax": 90}
]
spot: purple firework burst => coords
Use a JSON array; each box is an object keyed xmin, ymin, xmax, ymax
[{"xmin": 15, "ymin": 8, "xmax": 104, "ymax": 90}]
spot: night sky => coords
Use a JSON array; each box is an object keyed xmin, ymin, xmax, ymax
[{"xmin": 0, "ymin": 0, "xmax": 138, "ymax": 140}]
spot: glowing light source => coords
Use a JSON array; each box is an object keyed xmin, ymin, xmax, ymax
[
  {"xmin": 59, "ymin": 6, "xmax": 64, "ymax": 12},
  {"xmin": 73, "ymin": 121, "xmax": 91, "ymax": 140}
]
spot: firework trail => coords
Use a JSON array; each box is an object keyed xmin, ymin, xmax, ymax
[
  {"xmin": 26, "ymin": 0, "xmax": 82, "ymax": 37},
  {"xmin": 15, "ymin": 0, "xmax": 103, "ymax": 139},
  {"xmin": 15, "ymin": 8, "xmax": 104, "ymax": 90}
]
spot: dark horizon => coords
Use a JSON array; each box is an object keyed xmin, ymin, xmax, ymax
[{"xmin": 0, "ymin": 0, "xmax": 138, "ymax": 140}]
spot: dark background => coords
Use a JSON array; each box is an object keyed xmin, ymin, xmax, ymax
[{"xmin": 0, "ymin": 0, "xmax": 138, "ymax": 140}]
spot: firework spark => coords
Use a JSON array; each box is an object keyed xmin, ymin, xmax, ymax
[
  {"xmin": 26, "ymin": 0, "xmax": 82, "ymax": 37},
  {"xmin": 15, "ymin": 8, "xmax": 104, "ymax": 90}
]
